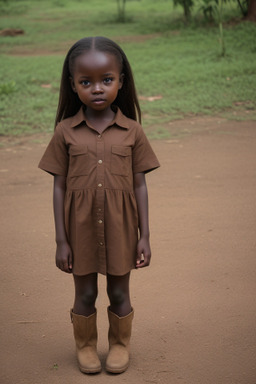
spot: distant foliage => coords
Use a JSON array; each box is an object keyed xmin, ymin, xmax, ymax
[
  {"xmin": 173, "ymin": 0, "xmax": 194, "ymax": 22},
  {"xmin": 236, "ymin": 0, "xmax": 249, "ymax": 16},
  {"xmin": 116, "ymin": 0, "xmax": 127, "ymax": 22},
  {"xmin": 197, "ymin": 0, "xmax": 220, "ymax": 20},
  {"xmin": 198, "ymin": 0, "xmax": 249, "ymax": 20},
  {"xmin": 173, "ymin": 0, "xmax": 251, "ymax": 21}
]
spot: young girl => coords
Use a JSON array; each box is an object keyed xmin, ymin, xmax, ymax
[{"xmin": 39, "ymin": 36, "xmax": 160, "ymax": 374}]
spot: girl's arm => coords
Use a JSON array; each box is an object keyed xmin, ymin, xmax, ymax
[
  {"xmin": 53, "ymin": 175, "xmax": 73, "ymax": 273},
  {"xmin": 133, "ymin": 172, "xmax": 151, "ymax": 268}
]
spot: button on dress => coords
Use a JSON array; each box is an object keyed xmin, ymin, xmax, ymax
[{"xmin": 39, "ymin": 107, "xmax": 160, "ymax": 276}]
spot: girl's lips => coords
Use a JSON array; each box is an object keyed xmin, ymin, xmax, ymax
[{"xmin": 92, "ymin": 99, "xmax": 105, "ymax": 104}]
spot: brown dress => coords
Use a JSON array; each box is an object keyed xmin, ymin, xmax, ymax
[{"xmin": 38, "ymin": 107, "xmax": 160, "ymax": 276}]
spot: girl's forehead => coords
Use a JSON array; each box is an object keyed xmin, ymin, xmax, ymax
[{"xmin": 73, "ymin": 50, "xmax": 121, "ymax": 73}]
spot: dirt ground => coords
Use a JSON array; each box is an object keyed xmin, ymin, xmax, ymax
[{"xmin": 1, "ymin": 117, "xmax": 256, "ymax": 384}]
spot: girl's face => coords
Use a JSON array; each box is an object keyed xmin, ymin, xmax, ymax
[{"xmin": 70, "ymin": 50, "xmax": 123, "ymax": 113}]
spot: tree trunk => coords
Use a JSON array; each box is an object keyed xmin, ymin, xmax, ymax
[
  {"xmin": 246, "ymin": 0, "xmax": 256, "ymax": 21},
  {"xmin": 183, "ymin": 0, "xmax": 191, "ymax": 22},
  {"xmin": 116, "ymin": 0, "xmax": 126, "ymax": 22}
]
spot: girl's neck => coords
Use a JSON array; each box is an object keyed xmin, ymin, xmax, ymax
[{"xmin": 84, "ymin": 105, "xmax": 115, "ymax": 133}]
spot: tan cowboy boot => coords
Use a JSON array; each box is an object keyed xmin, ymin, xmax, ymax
[
  {"xmin": 70, "ymin": 309, "xmax": 101, "ymax": 373},
  {"xmin": 106, "ymin": 307, "xmax": 134, "ymax": 373}
]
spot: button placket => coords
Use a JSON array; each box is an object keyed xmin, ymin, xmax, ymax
[{"xmin": 96, "ymin": 133, "xmax": 106, "ymax": 272}]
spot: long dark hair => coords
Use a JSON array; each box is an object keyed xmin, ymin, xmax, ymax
[{"xmin": 55, "ymin": 36, "xmax": 141, "ymax": 128}]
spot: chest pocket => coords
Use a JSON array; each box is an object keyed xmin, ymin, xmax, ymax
[
  {"xmin": 68, "ymin": 145, "xmax": 89, "ymax": 177},
  {"xmin": 111, "ymin": 146, "xmax": 132, "ymax": 177}
]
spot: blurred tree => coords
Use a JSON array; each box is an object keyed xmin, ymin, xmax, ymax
[
  {"xmin": 199, "ymin": 0, "xmax": 226, "ymax": 55},
  {"xmin": 198, "ymin": 0, "xmax": 218, "ymax": 21},
  {"xmin": 116, "ymin": 0, "xmax": 126, "ymax": 22},
  {"xmin": 246, "ymin": 0, "xmax": 256, "ymax": 20},
  {"xmin": 173, "ymin": 0, "xmax": 194, "ymax": 22},
  {"xmin": 236, "ymin": 0, "xmax": 249, "ymax": 16},
  {"xmin": 217, "ymin": 0, "xmax": 225, "ymax": 56}
]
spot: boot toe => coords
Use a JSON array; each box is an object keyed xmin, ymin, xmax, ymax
[
  {"xmin": 77, "ymin": 347, "xmax": 101, "ymax": 373},
  {"xmin": 106, "ymin": 346, "xmax": 129, "ymax": 373}
]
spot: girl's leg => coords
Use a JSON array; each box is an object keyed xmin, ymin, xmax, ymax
[
  {"xmin": 73, "ymin": 273, "xmax": 98, "ymax": 317},
  {"xmin": 106, "ymin": 272, "xmax": 133, "ymax": 373},
  {"xmin": 71, "ymin": 273, "xmax": 101, "ymax": 373},
  {"xmin": 107, "ymin": 272, "xmax": 132, "ymax": 317}
]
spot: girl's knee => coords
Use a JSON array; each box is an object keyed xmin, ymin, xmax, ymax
[
  {"xmin": 74, "ymin": 273, "xmax": 98, "ymax": 307},
  {"xmin": 107, "ymin": 287, "xmax": 126, "ymax": 306},
  {"xmin": 107, "ymin": 272, "xmax": 130, "ymax": 306},
  {"xmin": 79, "ymin": 287, "xmax": 98, "ymax": 306}
]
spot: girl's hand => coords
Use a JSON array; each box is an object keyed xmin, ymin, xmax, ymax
[
  {"xmin": 55, "ymin": 241, "xmax": 73, "ymax": 273},
  {"xmin": 136, "ymin": 237, "xmax": 151, "ymax": 268}
]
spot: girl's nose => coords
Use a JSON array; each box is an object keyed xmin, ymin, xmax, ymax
[{"xmin": 92, "ymin": 83, "xmax": 103, "ymax": 94}]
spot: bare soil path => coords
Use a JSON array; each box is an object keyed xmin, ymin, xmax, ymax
[{"xmin": 1, "ymin": 118, "xmax": 256, "ymax": 384}]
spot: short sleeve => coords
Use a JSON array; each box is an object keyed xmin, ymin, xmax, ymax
[
  {"xmin": 132, "ymin": 124, "xmax": 160, "ymax": 174},
  {"xmin": 38, "ymin": 124, "xmax": 68, "ymax": 176}
]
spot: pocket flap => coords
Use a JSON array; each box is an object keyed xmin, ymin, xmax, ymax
[
  {"xmin": 69, "ymin": 145, "xmax": 88, "ymax": 156},
  {"xmin": 112, "ymin": 146, "xmax": 131, "ymax": 157}
]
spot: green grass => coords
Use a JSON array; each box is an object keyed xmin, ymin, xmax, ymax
[{"xmin": 0, "ymin": 0, "xmax": 256, "ymax": 137}]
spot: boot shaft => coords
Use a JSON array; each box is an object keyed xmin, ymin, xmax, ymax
[
  {"xmin": 106, "ymin": 307, "xmax": 134, "ymax": 373},
  {"xmin": 70, "ymin": 309, "xmax": 101, "ymax": 373},
  {"xmin": 107, "ymin": 308, "xmax": 134, "ymax": 347},
  {"xmin": 70, "ymin": 310, "xmax": 98, "ymax": 349}
]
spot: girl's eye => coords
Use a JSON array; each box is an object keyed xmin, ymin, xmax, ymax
[
  {"xmin": 81, "ymin": 80, "xmax": 90, "ymax": 86},
  {"xmin": 104, "ymin": 77, "xmax": 113, "ymax": 84}
]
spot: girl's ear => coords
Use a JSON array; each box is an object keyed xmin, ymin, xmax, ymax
[
  {"xmin": 70, "ymin": 77, "xmax": 77, "ymax": 93},
  {"xmin": 119, "ymin": 73, "xmax": 124, "ymax": 90}
]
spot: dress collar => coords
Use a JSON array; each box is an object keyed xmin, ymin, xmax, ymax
[{"xmin": 70, "ymin": 106, "xmax": 131, "ymax": 130}]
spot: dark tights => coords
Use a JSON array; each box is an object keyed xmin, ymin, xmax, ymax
[{"xmin": 73, "ymin": 272, "xmax": 131, "ymax": 317}]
